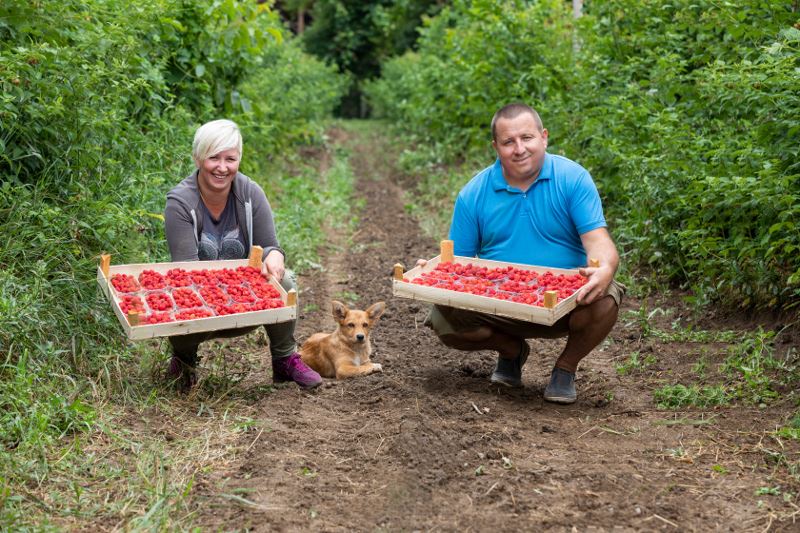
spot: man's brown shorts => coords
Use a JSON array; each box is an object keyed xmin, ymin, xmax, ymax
[{"xmin": 424, "ymin": 280, "xmax": 626, "ymax": 339}]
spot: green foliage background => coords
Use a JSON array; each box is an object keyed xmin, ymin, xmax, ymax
[
  {"xmin": 0, "ymin": 0, "xmax": 346, "ymax": 524},
  {"xmin": 300, "ymin": 0, "xmax": 444, "ymax": 115},
  {"xmin": 365, "ymin": 0, "xmax": 800, "ymax": 310}
]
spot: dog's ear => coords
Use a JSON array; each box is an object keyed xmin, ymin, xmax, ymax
[
  {"xmin": 331, "ymin": 300, "xmax": 349, "ymax": 322},
  {"xmin": 366, "ymin": 301, "xmax": 386, "ymax": 322}
]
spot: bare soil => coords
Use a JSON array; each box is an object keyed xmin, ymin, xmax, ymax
[{"xmin": 191, "ymin": 125, "xmax": 800, "ymax": 532}]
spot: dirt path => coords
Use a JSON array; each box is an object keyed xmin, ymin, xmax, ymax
[{"xmin": 193, "ymin": 123, "xmax": 800, "ymax": 531}]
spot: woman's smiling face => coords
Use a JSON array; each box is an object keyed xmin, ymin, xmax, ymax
[{"xmin": 197, "ymin": 147, "xmax": 240, "ymax": 195}]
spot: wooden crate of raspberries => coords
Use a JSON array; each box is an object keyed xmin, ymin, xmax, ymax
[
  {"xmin": 98, "ymin": 246, "xmax": 296, "ymax": 340},
  {"xmin": 393, "ymin": 241, "xmax": 591, "ymax": 326}
]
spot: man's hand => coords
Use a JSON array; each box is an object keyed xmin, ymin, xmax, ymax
[
  {"xmin": 262, "ymin": 249, "xmax": 285, "ymax": 281},
  {"xmin": 576, "ymin": 262, "xmax": 613, "ymax": 305},
  {"xmin": 415, "ymin": 258, "xmax": 428, "ymax": 268},
  {"xmin": 577, "ymin": 228, "xmax": 619, "ymax": 305}
]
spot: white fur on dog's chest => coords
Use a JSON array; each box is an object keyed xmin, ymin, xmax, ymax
[{"xmin": 352, "ymin": 355, "xmax": 361, "ymax": 366}]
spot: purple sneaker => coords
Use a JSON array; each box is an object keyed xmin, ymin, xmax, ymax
[
  {"xmin": 273, "ymin": 352, "xmax": 322, "ymax": 389},
  {"xmin": 166, "ymin": 354, "xmax": 198, "ymax": 392}
]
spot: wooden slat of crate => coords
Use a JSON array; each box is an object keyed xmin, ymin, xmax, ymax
[
  {"xmin": 97, "ymin": 258, "xmax": 296, "ymax": 340},
  {"xmin": 392, "ymin": 255, "xmax": 580, "ymax": 326}
]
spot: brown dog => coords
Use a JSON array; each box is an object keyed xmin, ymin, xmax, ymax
[{"xmin": 300, "ymin": 300, "xmax": 385, "ymax": 379}]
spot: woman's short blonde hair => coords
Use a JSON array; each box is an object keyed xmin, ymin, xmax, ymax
[{"xmin": 192, "ymin": 119, "xmax": 243, "ymax": 166}]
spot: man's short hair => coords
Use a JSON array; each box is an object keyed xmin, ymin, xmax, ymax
[
  {"xmin": 491, "ymin": 103, "xmax": 544, "ymax": 140},
  {"xmin": 192, "ymin": 119, "xmax": 243, "ymax": 166}
]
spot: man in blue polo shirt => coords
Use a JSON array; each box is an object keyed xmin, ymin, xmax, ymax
[{"xmin": 424, "ymin": 103, "xmax": 623, "ymax": 404}]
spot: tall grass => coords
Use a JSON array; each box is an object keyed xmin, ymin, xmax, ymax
[{"xmin": 1, "ymin": 0, "xmax": 348, "ymax": 528}]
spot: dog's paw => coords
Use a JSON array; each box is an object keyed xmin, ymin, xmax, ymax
[{"xmin": 371, "ymin": 363, "xmax": 383, "ymax": 373}]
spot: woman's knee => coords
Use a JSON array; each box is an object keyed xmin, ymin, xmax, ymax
[{"xmin": 279, "ymin": 269, "xmax": 296, "ymax": 292}]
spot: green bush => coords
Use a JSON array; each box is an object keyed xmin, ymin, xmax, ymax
[
  {"xmin": 365, "ymin": 0, "xmax": 575, "ymax": 160},
  {"xmin": 159, "ymin": 0, "xmax": 286, "ymax": 115},
  {"xmin": 1, "ymin": 0, "xmax": 182, "ymax": 184},
  {"xmin": 565, "ymin": 1, "xmax": 800, "ymax": 309},
  {"xmin": 236, "ymin": 41, "xmax": 350, "ymax": 174}
]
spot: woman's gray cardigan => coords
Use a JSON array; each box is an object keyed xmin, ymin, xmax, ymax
[{"xmin": 164, "ymin": 170, "xmax": 284, "ymax": 262}]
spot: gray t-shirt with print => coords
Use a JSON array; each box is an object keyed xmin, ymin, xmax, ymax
[{"xmin": 197, "ymin": 193, "xmax": 247, "ymax": 260}]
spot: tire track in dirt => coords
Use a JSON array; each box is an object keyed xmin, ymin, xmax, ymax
[{"xmin": 192, "ymin": 123, "xmax": 800, "ymax": 532}]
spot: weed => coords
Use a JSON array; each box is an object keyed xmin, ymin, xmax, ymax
[
  {"xmin": 776, "ymin": 412, "xmax": 800, "ymax": 440},
  {"xmin": 622, "ymin": 304, "xmax": 667, "ymax": 339},
  {"xmin": 615, "ymin": 351, "xmax": 657, "ymax": 375},
  {"xmin": 653, "ymin": 323, "xmax": 739, "ymax": 343},
  {"xmin": 334, "ymin": 291, "xmax": 361, "ymax": 305},
  {"xmin": 274, "ymin": 155, "xmax": 357, "ymax": 272},
  {"xmin": 711, "ymin": 465, "xmax": 728, "ymax": 474},
  {"xmin": 721, "ymin": 328, "xmax": 782, "ymax": 404},
  {"xmin": 624, "ymin": 305, "xmax": 739, "ymax": 344},
  {"xmin": 653, "ymin": 384, "xmax": 730, "ymax": 409},
  {"xmin": 667, "ymin": 447, "xmax": 686, "ymax": 459},
  {"xmin": 691, "ymin": 353, "xmax": 709, "ymax": 379},
  {"xmin": 648, "ymin": 323, "xmax": 799, "ymax": 410}
]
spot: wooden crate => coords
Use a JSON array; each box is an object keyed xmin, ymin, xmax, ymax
[
  {"xmin": 392, "ymin": 241, "xmax": 586, "ymax": 326},
  {"xmin": 97, "ymin": 247, "xmax": 296, "ymax": 340}
]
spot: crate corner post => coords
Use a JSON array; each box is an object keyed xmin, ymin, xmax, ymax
[
  {"xmin": 393, "ymin": 263, "xmax": 404, "ymax": 281},
  {"xmin": 249, "ymin": 245, "xmax": 264, "ymax": 269},
  {"xmin": 440, "ymin": 240, "xmax": 454, "ymax": 263},
  {"xmin": 100, "ymin": 253, "xmax": 111, "ymax": 278},
  {"xmin": 543, "ymin": 290, "xmax": 558, "ymax": 309},
  {"xmin": 286, "ymin": 288, "xmax": 297, "ymax": 307}
]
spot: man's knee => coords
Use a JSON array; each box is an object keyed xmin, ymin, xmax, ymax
[
  {"xmin": 594, "ymin": 294, "xmax": 618, "ymax": 320},
  {"xmin": 571, "ymin": 295, "xmax": 619, "ymax": 331}
]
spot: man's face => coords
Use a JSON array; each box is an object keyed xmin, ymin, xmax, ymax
[
  {"xmin": 492, "ymin": 113, "xmax": 548, "ymax": 184},
  {"xmin": 197, "ymin": 147, "xmax": 240, "ymax": 195}
]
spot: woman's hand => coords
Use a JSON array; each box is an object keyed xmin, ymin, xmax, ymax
[{"xmin": 262, "ymin": 249, "xmax": 285, "ymax": 281}]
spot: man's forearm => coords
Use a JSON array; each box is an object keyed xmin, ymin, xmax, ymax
[{"xmin": 581, "ymin": 228, "xmax": 618, "ymax": 272}]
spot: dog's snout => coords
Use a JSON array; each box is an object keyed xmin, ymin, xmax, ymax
[{"xmin": 356, "ymin": 333, "xmax": 365, "ymax": 342}]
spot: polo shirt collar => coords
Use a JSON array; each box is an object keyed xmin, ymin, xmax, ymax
[
  {"xmin": 491, "ymin": 153, "xmax": 553, "ymax": 192},
  {"xmin": 490, "ymin": 159, "xmax": 508, "ymax": 191}
]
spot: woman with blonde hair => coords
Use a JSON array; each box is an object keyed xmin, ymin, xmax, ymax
[{"xmin": 163, "ymin": 119, "xmax": 322, "ymax": 391}]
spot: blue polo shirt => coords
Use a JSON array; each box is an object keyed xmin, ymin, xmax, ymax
[{"xmin": 448, "ymin": 153, "xmax": 606, "ymax": 269}]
